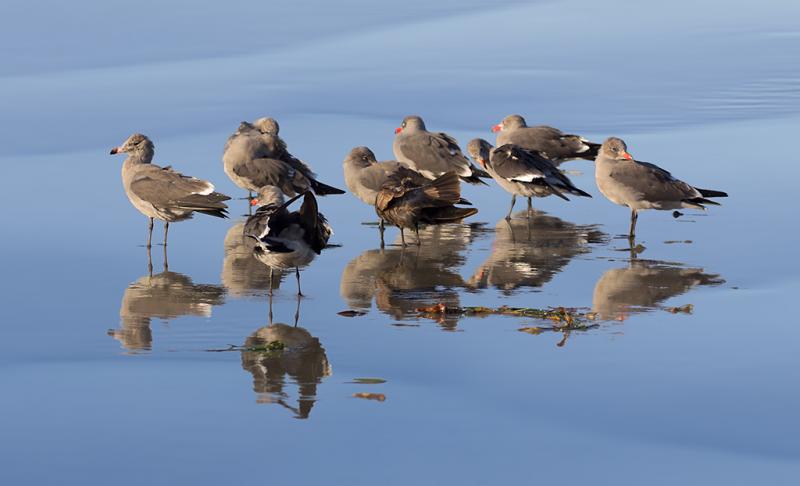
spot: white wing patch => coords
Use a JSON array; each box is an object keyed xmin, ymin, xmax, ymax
[
  {"xmin": 510, "ymin": 174, "xmax": 544, "ymax": 182},
  {"xmin": 258, "ymin": 217, "xmax": 271, "ymax": 239},
  {"xmin": 195, "ymin": 181, "xmax": 215, "ymax": 195}
]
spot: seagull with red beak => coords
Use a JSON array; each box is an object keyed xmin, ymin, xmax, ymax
[
  {"xmin": 594, "ymin": 137, "xmax": 727, "ymax": 239},
  {"xmin": 491, "ymin": 114, "xmax": 599, "ymax": 166}
]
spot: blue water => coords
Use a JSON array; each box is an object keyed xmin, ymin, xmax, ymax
[{"xmin": 1, "ymin": 1, "xmax": 799, "ymax": 484}]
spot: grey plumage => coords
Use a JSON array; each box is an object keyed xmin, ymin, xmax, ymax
[
  {"xmin": 392, "ymin": 115, "xmax": 490, "ymax": 184},
  {"xmin": 111, "ymin": 133, "xmax": 230, "ymax": 247},
  {"xmin": 467, "ymin": 138, "xmax": 590, "ymax": 219},
  {"xmin": 492, "ymin": 114, "xmax": 599, "ymax": 165},
  {"xmin": 594, "ymin": 137, "xmax": 728, "ymax": 238},
  {"xmin": 343, "ymin": 146, "xmax": 432, "ymax": 207},
  {"xmin": 223, "ymin": 118, "xmax": 345, "ymax": 197}
]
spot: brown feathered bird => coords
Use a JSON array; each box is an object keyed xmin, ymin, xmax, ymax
[{"xmin": 375, "ymin": 172, "xmax": 478, "ymax": 246}]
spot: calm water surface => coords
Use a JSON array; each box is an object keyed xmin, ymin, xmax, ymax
[{"xmin": 1, "ymin": 1, "xmax": 799, "ymax": 484}]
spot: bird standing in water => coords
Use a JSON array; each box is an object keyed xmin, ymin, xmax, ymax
[
  {"xmin": 375, "ymin": 172, "xmax": 478, "ymax": 247},
  {"xmin": 594, "ymin": 137, "xmax": 728, "ymax": 239},
  {"xmin": 111, "ymin": 133, "xmax": 230, "ymax": 248},
  {"xmin": 245, "ymin": 187, "xmax": 332, "ymax": 296},
  {"xmin": 467, "ymin": 138, "xmax": 591, "ymax": 220}
]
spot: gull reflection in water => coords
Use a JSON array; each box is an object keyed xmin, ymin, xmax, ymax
[
  {"xmin": 221, "ymin": 220, "xmax": 285, "ymax": 298},
  {"xmin": 468, "ymin": 210, "xmax": 606, "ymax": 294},
  {"xmin": 340, "ymin": 223, "xmax": 486, "ymax": 329},
  {"xmin": 110, "ymin": 249, "xmax": 226, "ymax": 352},
  {"xmin": 592, "ymin": 257, "xmax": 725, "ymax": 321},
  {"xmin": 240, "ymin": 295, "xmax": 331, "ymax": 419}
]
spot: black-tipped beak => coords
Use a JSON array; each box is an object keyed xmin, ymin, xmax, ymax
[{"xmin": 110, "ymin": 147, "xmax": 119, "ymax": 155}]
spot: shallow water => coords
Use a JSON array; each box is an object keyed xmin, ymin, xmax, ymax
[{"xmin": 2, "ymin": 1, "xmax": 800, "ymax": 484}]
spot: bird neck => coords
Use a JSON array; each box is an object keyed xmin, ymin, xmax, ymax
[{"xmin": 125, "ymin": 147, "xmax": 154, "ymax": 165}]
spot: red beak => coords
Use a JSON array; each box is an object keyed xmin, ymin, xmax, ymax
[
  {"xmin": 478, "ymin": 159, "xmax": 486, "ymax": 168},
  {"xmin": 110, "ymin": 147, "xmax": 120, "ymax": 155},
  {"xmin": 250, "ymin": 198, "xmax": 259, "ymax": 206},
  {"xmin": 491, "ymin": 123, "xmax": 502, "ymax": 133},
  {"xmin": 621, "ymin": 151, "xmax": 633, "ymax": 160},
  {"xmin": 394, "ymin": 127, "xmax": 403, "ymax": 134}
]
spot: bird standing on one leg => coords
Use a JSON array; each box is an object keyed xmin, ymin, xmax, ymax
[{"xmin": 594, "ymin": 137, "xmax": 728, "ymax": 240}]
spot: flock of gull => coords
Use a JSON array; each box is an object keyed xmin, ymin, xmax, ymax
[{"xmin": 110, "ymin": 114, "xmax": 728, "ymax": 295}]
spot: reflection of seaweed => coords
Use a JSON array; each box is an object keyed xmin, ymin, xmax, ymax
[
  {"xmin": 220, "ymin": 221, "xmax": 284, "ymax": 298},
  {"xmin": 417, "ymin": 303, "xmax": 600, "ymax": 348},
  {"xmin": 468, "ymin": 211, "xmax": 607, "ymax": 295},
  {"xmin": 592, "ymin": 259, "xmax": 724, "ymax": 320},
  {"xmin": 340, "ymin": 223, "xmax": 488, "ymax": 330},
  {"xmin": 109, "ymin": 252, "xmax": 225, "ymax": 351}
]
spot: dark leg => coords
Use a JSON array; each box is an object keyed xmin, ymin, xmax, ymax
[
  {"xmin": 400, "ymin": 228, "xmax": 407, "ymax": 247},
  {"xmin": 379, "ymin": 219, "xmax": 385, "ymax": 248},
  {"xmin": 505, "ymin": 195, "xmax": 516, "ymax": 221},
  {"xmin": 295, "ymin": 267, "xmax": 303, "ymax": 296},
  {"xmin": 163, "ymin": 244, "xmax": 169, "ymax": 271},
  {"xmin": 414, "ymin": 225, "xmax": 421, "ymax": 246},
  {"xmin": 146, "ymin": 246, "xmax": 153, "ymax": 277},
  {"xmin": 147, "ymin": 217, "xmax": 154, "ymax": 248},
  {"xmin": 527, "ymin": 197, "xmax": 533, "ymax": 219},
  {"xmin": 629, "ymin": 209, "xmax": 638, "ymax": 240},
  {"xmin": 163, "ymin": 222, "xmax": 169, "ymax": 247}
]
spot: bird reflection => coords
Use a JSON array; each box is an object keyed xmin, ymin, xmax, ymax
[
  {"xmin": 340, "ymin": 223, "xmax": 486, "ymax": 329},
  {"xmin": 240, "ymin": 295, "xmax": 331, "ymax": 418},
  {"xmin": 110, "ymin": 249, "xmax": 226, "ymax": 351},
  {"xmin": 468, "ymin": 210, "xmax": 606, "ymax": 294},
  {"xmin": 220, "ymin": 220, "xmax": 285, "ymax": 298},
  {"xmin": 592, "ymin": 258, "xmax": 724, "ymax": 320}
]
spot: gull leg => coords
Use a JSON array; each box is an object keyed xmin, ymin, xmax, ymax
[
  {"xmin": 506, "ymin": 195, "xmax": 516, "ymax": 221},
  {"xmin": 379, "ymin": 219, "xmax": 385, "ymax": 248},
  {"xmin": 414, "ymin": 225, "xmax": 421, "ymax": 246},
  {"xmin": 400, "ymin": 228, "xmax": 407, "ymax": 248},
  {"xmin": 629, "ymin": 209, "xmax": 638, "ymax": 240},
  {"xmin": 527, "ymin": 197, "xmax": 533, "ymax": 220},
  {"xmin": 163, "ymin": 222, "xmax": 169, "ymax": 247},
  {"xmin": 147, "ymin": 217, "xmax": 154, "ymax": 248}
]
